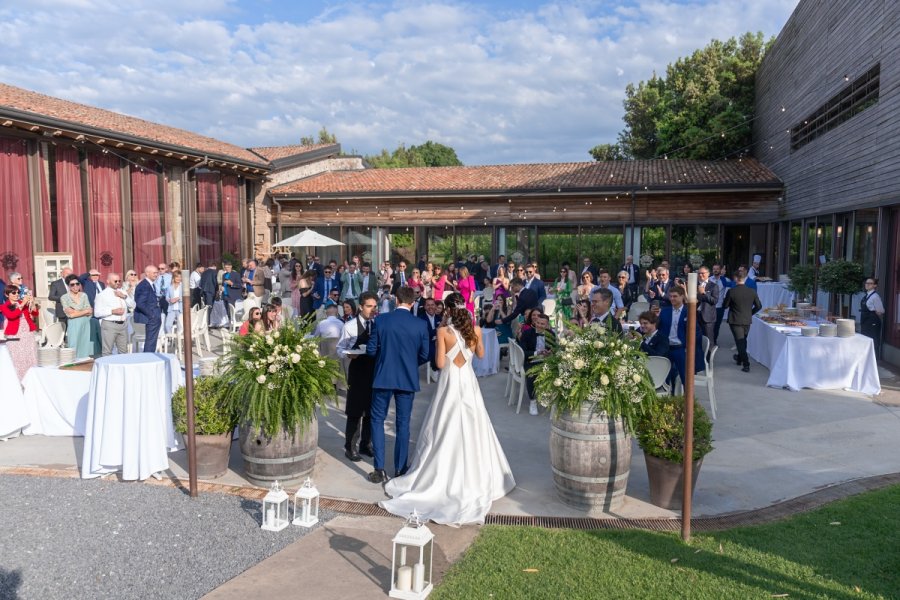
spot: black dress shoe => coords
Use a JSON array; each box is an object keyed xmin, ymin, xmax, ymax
[
  {"xmin": 345, "ymin": 448, "xmax": 362, "ymax": 462},
  {"xmin": 368, "ymin": 469, "xmax": 387, "ymax": 484},
  {"xmin": 359, "ymin": 446, "xmax": 374, "ymax": 458},
  {"xmin": 742, "ymin": 365, "xmax": 750, "ymax": 372},
  {"xmin": 395, "ymin": 465, "xmax": 410, "ymax": 478},
  {"xmin": 733, "ymin": 354, "xmax": 741, "ymax": 364}
]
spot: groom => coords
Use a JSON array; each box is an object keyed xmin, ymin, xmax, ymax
[{"xmin": 366, "ymin": 286, "xmax": 430, "ymax": 483}]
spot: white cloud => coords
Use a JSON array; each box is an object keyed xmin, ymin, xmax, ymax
[{"xmin": 0, "ymin": 0, "xmax": 800, "ymax": 164}]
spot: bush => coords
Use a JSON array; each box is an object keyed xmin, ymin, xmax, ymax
[
  {"xmin": 171, "ymin": 376, "xmax": 236, "ymax": 435},
  {"xmin": 819, "ymin": 259, "xmax": 865, "ymax": 296},
  {"xmin": 635, "ymin": 395, "xmax": 713, "ymax": 462},
  {"xmin": 786, "ymin": 264, "xmax": 816, "ymax": 300}
]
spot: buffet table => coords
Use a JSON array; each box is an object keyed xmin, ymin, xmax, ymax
[
  {"xmin": 747, "ymin": 316, "xmax": 880, "ymax": 395},
  {"xmin": 21, "ymin": 367, "xmax": 92, "ymax": 436},
  {"xmin": 81, "ymin": 353, "xmax": 181, "ymax": 481},
  {"xmin": 0, "ymin": 345, "xmax": 30, "ymax": 438},
  {"xmin": 472, "ymin": 328, "xmax": 500, "ymax": 377},
  {"xmin": 755, "ymin": 282, "xmax": 795, "ymax": 308}
]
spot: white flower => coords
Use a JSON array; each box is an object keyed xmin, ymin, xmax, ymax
[
  {"xmin": 593, "ymin": 340, "xmax": 602, "ymax": 349},
  {"xmin": 553, "ymin": 378, "xmax": 562, "ymax": 387},
  {"xmin": 268, "ymin": 364, "xmax": 277, "ymax": 373},
  {"xmin": 265, "ymin": 335, "xmax": 274, "ymax": 345},
  {"xmin": 614, "ymin": 350, "xmax": 621, "ymax": 357},
  {"xmin": 295, "ymin": 344, "xmax": 303, "ymax": 352},
  {"xmin": 317, "ymin": 360, "xmax": 326, "ymax": 368},
  {"xmin": 256, "ymin": 374, "xmax": 266, "ymax": 384},
  {"xmin": 559, "ymin": 337, "xmax": 568, "ymax": 347},
  {"xmin": 267, "ymin": 356, "xmax": 275, "ymax": 364},
  {"xmin": 291, "ymin": 353, "xmax": 301, "ymax": 363},
  {"xmin": 632, "ymin": 374, "xmax": 642, "ymax": 383},
  {"xmin": 267, "ymin": 382, "xmax": 275, "ymax": 390},
  {"xmin": 312, "ymin": 348, "xmax": 320, "ymax": 357},
  {"xmin": 573, "ymin": 358, "xmax": 585, "ymax": 370},
  {"xmin": 600, "ymin": 374, "xmax": 610, "ymax": 386},
  {"xmin": 273, "ymin": 331, "xmax": 280, "ymax": 339}
]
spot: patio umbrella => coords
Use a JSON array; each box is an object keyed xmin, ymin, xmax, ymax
[
  {"xmin": 144, "ymin": 231, "xmax": 215, "ymax": 246},
  {"xmin": 273, "ymin": 229, "xmax": 345, "ymax": 248}
]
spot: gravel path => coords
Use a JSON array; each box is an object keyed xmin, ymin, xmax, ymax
[{"xmin": 0, "ymin": 475, "xmax": 334, "ymax": 599}]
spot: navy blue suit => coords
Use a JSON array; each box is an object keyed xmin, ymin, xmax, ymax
[
  {"xmin": 657, "ymin": 305, "xmax": 703, "ymax": 390},
  {"xmin": 649, "ymin": 278, "xmax": 674, "ymax": 308},
  {"xmin": 366, "ymin": 307, "xmax": 430, "ymax": 474},
  {"xmin": 79, "ymin": 273, "xmax": 104, "ymax": 307},
  {"xmin": 525, "ymin": 277, "xmax": 547, "ymax": 306},
  {"xmin": 419, "ymin": 311, "xmax": 440, "ymax": 370},
  {"xmin": 640, "ymin": 330, "xmax": 670, "ymax": 357},
  {"xmin": 313, "ymin": 275, "xmax": 341, "ymax": 309},
  {"xmin": 133, "ymin": 278, "xmax": 161, "ymax": 352},
  {"xmin": 502, "ymin": 288, "xmax": 540, "ymax": 324}
]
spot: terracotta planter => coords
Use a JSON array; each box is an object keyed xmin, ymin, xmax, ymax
[
  {"xmin": 643, "ymin": 453, "xmax": 703, "ymax": 510},
  {"xmin": 549, "ymin": 405, "xmax": 632, "ymax": 513},
  {"xmin": 182, "ymin": 432, "xmax": 233, "ymax": 479},
  {"xmin": 239, "ymin": 419, "xmax": 318, "ymax": 487}
]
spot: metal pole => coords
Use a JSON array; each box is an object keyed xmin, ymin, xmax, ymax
[{"xmin": 682, "ymin": 288, "xmax": 698, "ymax": 541}]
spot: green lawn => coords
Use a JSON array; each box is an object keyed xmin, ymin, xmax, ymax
[{"xmin": 433, "ymin": 485, "xmax": 900, "ymax": 600}]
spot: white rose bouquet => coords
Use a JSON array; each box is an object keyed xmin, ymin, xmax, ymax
[
  {"xmin": 220, "ymin": 320, "xmax": 344, "ymax": 437},
  {"xmin": 529, "ymin": 322, "xmax": 657, "ymax": 433}
]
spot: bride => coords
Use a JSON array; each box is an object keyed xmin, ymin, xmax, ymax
[{"xmin": 381, "ymin": 293, "xmax": 515, "ymax": 526}]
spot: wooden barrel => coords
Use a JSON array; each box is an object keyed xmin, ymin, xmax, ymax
[
  {"xmin": 549, "ymin": 406, "xmax": 632, "ymax": 512},
  {"xmin": 239, "ymin": 419, "xmax": 318, "ymax": 486}
]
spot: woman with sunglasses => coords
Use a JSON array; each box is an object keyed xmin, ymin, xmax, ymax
[
  {"xmin": 239, "ymin": 307, "xmax": 264, "ymax": 336},
  {"xmin": 577, "ymin": 271, "xmax": 594, "ymax": 302},
  {"xmin": 554, "ymin": 266, "xmax": 574, "ymax": 319},
  {"xmin": 614, "ymin": 270, "xmax": 636, "ymax": 316},
  {"xmin": 1, "ymin": 283, "xmax": 40, "ymax": 380},
  {"xmin": 122, "ymin": 270, "xmax": 140, "ymax": 300},
  {"xmin": 60, "ymin": 274, "xmax": 94, "ymax": 358}
]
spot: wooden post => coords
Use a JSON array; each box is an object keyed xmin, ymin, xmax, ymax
[
  {"xmin": 181, "ymin": 270, "xmax": 198, "ymax": 497},
  {"xmin": 682, "ymin": 275, "xmax": 698, "ymax": 541}
]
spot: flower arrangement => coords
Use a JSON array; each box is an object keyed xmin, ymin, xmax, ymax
[
  {"xmin": 530, "ymin": 322, "xmax": 658, "ymax": 433},
  {"xmin": 220, "ymin": 320, "xmax": 344, "ymax": 437}
]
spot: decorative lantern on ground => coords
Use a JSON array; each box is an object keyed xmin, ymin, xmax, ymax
[
  {"xmin": 389, "ymin": 510, "xmax": 434, "ymax": 599},
  {"xmin": 261, "ymin": 480, "xmax": 289, "ymax": 532},
  {"xmin": 292, "ymin": 477, "xmax": 320, "ymax": 528}
]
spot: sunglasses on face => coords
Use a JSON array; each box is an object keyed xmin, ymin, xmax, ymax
[
  {"xmin": 111, "ymin": 280, "xmax": 121, "ymax": 284},
  {"xmin": 69, "ymin": 283, "xmax": 81, "ymax": 287}
]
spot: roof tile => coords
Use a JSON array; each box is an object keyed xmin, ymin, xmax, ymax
[{"xmin": 249, "ymin": 143, "xmax": 338, "ymax": 162}]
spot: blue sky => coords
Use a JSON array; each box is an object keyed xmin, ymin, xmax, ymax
[{"xmin": 0, "ymin": 0, "xmax": 800, "ymax": 165}]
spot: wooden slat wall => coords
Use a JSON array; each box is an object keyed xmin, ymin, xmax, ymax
[{"xmin": 755, "ymin": 0, "xmax": 900, "ymax": 218}]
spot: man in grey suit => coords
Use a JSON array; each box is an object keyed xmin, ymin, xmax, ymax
[
  {"xmin": 722, "ymin": 269, "xmax": 762, "ymax": 373},
  {"xmin": 695, "ymin": 266, "xmax": 719, "ymax": 346},
  {"xmin": 48, "ymin": 267, "xmax": 73, "ymax": 329}
]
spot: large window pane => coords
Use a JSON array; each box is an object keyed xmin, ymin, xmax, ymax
[
  {"xmin": 789, "ymin": 221, "xmax": 802, "ymax": 267},
  {"xmin": 345, "ymin": 226, "xmax": 376, "ymax": 266},
  {"xmin": 426, "ymin": 228, "xmax": 453, "ymax": 268},
  {"xmin": 580, "ymin": 225, "xmax": 623, "ymax": 275},
  {"xmin": 505, "ymin": 227, "xmax": 535, "ymax": 267},
  {"xmin": 639, "ymin": 226, "xmax": 667, "ymax": 273},
  {"xmin": 537, "ymin": 227, "xmax": 578, "ymax": 282},
  {"xmin": 385, "ymin": 227, "xmax": 416, "ymax": 267},
  {"xmin": 671, "ymin": 225, "xmax": 718, "ymax": 276},
  {"xmin": 853, "ymin": 209, "xmax": 878, "ymax": 276},
  {"xmin": 454, "ymin": 226, "xmax": 492, "ymax": 265}
]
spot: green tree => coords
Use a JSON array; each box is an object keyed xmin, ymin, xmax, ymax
[
  {"xmin": 366, "ymin": 141, "xmax": 463, "ymax": 168},
  {"xmin": 588, "ymin": 143, "xmax": 626, "ymax": 161},
  {"xmin": 300, "ymin": 126, "xmax": 338, "ymax": 146},
  {"xmin": 592, "ymin": 32, "xmax": 772, "ymax": 160}
]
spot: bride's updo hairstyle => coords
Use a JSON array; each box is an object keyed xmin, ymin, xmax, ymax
[{"xmin": 443, "ymin": 292, "xmax": 477, "ymax": 348}]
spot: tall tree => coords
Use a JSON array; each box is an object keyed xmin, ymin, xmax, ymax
[
  {"xmin": 300, "ymin": 126, "xmax": 338, "ymax": 146},
  {"xmin": 591, "ymin": 32, "xmax": 772, "ymax": 161},
  {"xmin": 366, "ymin": 141, "xmax": 463, "ymax": 168}
]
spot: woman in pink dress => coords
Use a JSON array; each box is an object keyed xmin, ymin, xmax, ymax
[
  {"xmin": 432, "ymin": 265, "xmax": 448, "ymax": 301},
  {"xmin": 457, "ymin": 266, "xmax": 476, "ymax": 315},
  {"xmin": 408, "ymin": 268, "xmax": 426, "ymax": 295}
]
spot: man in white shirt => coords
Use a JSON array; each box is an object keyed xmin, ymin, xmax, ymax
[
  {"xmin": 94, "ymin": 272, "xmax": 135, "ymax": 356},
  {"xmin": 337, "ymin": 291, "xmax": 379, "ymax": 461},
  {"xmin": 189, "ymin": 263, "xmax": 203, "ymax": 309},
  {"xmin": 313, "ymin": 302, "xmax": 344, "ymax": 339},
  {"xmin": 748, "ymin": 255, "xmax": 761, "ymax": 280}
]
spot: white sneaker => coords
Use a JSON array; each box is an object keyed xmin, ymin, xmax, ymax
[{"xmin": 529, "ymin": 400, "xmax": 538, "ymax": 416}]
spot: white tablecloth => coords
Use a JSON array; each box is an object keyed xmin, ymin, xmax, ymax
[
  {"xmin": 81, "ymin": 353, "xmax": 181, "ymax": 481},
  {"xmin": 472, "ymin": 329, "xmax": 500, "ymax": 377},
  {"xmin": 755, "ymin": 282, "xmax": 795, "ymax": 308},
  {"xmin": 0, "ymin": 345, "xmax": 29, "ymax": 438},
  {"xmin": 747, "ymin": 317, "xmax": 880, "ymax": 395},
  {"xmin": 21, "ymin": 367, "xmax": 92, "ymax": 436}
]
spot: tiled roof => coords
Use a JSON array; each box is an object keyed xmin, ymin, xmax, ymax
[
  {"xmin": 249, "ymin": 143, "xmax": 338, "ymax": 162},
  {"xmin": 0, "ymin": 82, "xmax": 267, "ymax": 166},
  {"xmin": 269, "ymin": 158, "xmax": 781, "ymax": 195}
]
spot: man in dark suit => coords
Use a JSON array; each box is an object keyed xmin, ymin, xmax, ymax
[
  {"xmin": 338, "ymin": 292, "xmax": 379, "ymax": 462},
  {"xmin": 490, "ymin": 254, "xmax": 506, "ymax": 279},
  {"xmin": 580, "ymin": 257, "xmax": 599, "ymax": 283},
  {"xmin": 647, "ymin": 266, "xmax": 674, "ymax": 308},
  {"xmin": 133, "ymin": 265, "xmax": 162, "ymax": 353},
  {"xmin": 620, "ymin": 255, "xmax": 640, "ymax": 297},
  {"xmin": 390, "ymin": 260, "xmax": 408, "ymax": 294},
  {"xmin": 366, "ymin": 286, "xmax": 430, "ymax": 483},
  {"xmin": 520, "ymin": 312, "xmax": 554, "ymax": 415},
  {"xmin": 523, "ymin": 264, "xmax": 546, "ymax": 307},
  {"xmin": 658, "ymin": 285, "xmax": 704, "ymax": 389},
  {"xmin": 695, "ymin": 266, "xmax": 719, "ymax": 346},
  {"xmin": 199, "ymin": 261, "xmax": 219, "ymax": 307},
  {"xmin": 48, "ymin": 267, "xmax": 73, "ymax": 329},
  {"xmin": 502, "ymin": 278, "xmax": 540, "ymax": 324},
  {"xmin": 79, "ymin": 269, "xmax": 105, "ymax": 307},
  {"xmin": 638, "ymin": 310, "xmax": 669, "ymax": 357},
  {"xmin": 589, "ymin": 288, "xmax": 623, "ymax": 333},
  {"xmin": 723, "ymin": 269, "xmax": 762, "ymax": 372},
  {"xmin": 359, "ymin": 263, "xmax": 379, "ymax": 294},
  {"xmin": 313, "ymin": 266, "xmax": 341, "ymax": 310},
  {"xmin": 419, "ymin": 297, "xmax": 440, "ymax": 371}
]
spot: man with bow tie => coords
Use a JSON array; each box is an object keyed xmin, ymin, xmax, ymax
[{"xmin": 337, "ymin": 291, "xmax": 379, "ymax": 462}]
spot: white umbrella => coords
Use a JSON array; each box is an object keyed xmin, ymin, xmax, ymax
[
  {"xmin": 144, "ymin": 231, "xmax": 215, "ymax": 246},
  {"xmin": 273, "ymin": 229, "xmax": 345, "ymax": 248}
]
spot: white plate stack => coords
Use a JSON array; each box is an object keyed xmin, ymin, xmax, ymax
[
  {"xmin": 836, "ymin": 318, "xmax": 856, "ymax": 338},
  {"xmin": 800, "ymin": 326, "xmax": 818, "ymax": 337},
  {"xmin": 818, "ymin": 323, "xmax": 837, "ymax": 337},
  {"xmin": 58, "ymin": 347, "xmax": 77, "ymax": 365},
  {"xmin": 38, "ymin": 347, "xmax": 59, "ymax": 367}
]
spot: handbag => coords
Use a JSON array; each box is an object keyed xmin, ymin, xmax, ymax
[{"xmin": 560, "ymin": 297, "xmax": 573, "ymax": 307}]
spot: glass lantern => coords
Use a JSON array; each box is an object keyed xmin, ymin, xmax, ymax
[
  {"xmin": 261, "ymin": 480, "xmax": 289, "ymax": 532},
  {"xmin": 292, "ymin": 477, "xmax": 320, "ymax": 528},
  {"xmin": 389, "ymin": 510, "xmax": 434, "ymax": 599}
]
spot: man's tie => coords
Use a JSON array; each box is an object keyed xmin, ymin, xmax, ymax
[
  {"xmin": 325, "ymin": 280, "xmax": 330, "ymax": 296},
  {"xmin": 365, "ymin": 320, "xmax": 371, "ymax": 335}
]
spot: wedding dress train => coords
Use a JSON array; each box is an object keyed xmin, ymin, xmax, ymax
[{"xmin": 381, "ymin": 326, "xmax": 515, "ymax": 526}]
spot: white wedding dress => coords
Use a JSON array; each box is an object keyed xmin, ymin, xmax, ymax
[{"xmin": 381, "ymin": 326, "xmax": 516, "ymax": 526}]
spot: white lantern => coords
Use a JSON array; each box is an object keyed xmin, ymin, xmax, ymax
[
  {"xmin": 261, "ymin": 480, "xmax": 289, "ymax": 532},
  {"xmin": 389, "ymin": 510, "xmax": 434, "ymax": 599},
  {"xmin": 292, "ymin": 477, "xmax": 320, "ymax": 528}
]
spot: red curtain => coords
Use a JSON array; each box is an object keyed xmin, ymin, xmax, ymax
[
  {"xmin": 54, "ymin": 145, "xmax": 87, "ymax": 273},
  {"xmin": 0, "ymin": 137, "xmax": 35, "ymax": 287},
  {"xmin": 131, "ymin": 164, "xmax": 165, "ymax": 269},
  {"xmin": 197, "ymin": 173, "xmax": 221, "ymax": 265},
  {"xmin": 38, "ymin": 145, "xmax": 54, "ymax": 252},
  {"xmin": 222, "ymin": 175, "xmax": 240, "ymax": 258},
  {"xmin": 88, "ymin": 152, "xmax": 124, "ymax": 276}
]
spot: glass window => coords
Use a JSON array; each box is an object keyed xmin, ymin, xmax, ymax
[
  {"xmin": 638, "ymin": 226, "xmax": 667, "ymax": 273},
  {"xmin": 789, "ymin": 221, "xmax": 802, "ymax": 268},
  {"xmin": 345, "ymin": 226, "xmax": 376, "ymax": 266},
  {"xmin": 806, "ymin": 221, "xmax": 817, "ymax": 265},
  {"xmin": 278, "ymin": 226, "xmax": 342, "ymax": 263},
  {"xmin": 853, "ymin": 209, "xmax": 878, "ymax": 276},
  {"xmin": 454, "ymin": 226, "xmax": 492, "ymax": 266},
  {"xmin": 426, "ymin": 228, "xmax": 454, "ymax": 268},
  {"xmin": 671, "ymin": 225, "xmax": 718, "ymax": 276},
  {"xmin": 385, "ymin": 227, "xmax": 416, "ymax": 267},
  {"xmin": 580, "ymin": 225, "xmax": 624, "ymax": 276},
  {"xmin": 504, "ymin": 227, "xmax": 535, "ymax": 267},
  {"xmin": 537, "ymin": 227, "xmax": 579, "ymax": 282}
]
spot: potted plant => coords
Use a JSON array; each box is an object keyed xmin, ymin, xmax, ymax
[
  {"xmin": 635, "ymin": 395, "xmax": 713, "ymax": 510},
  {"xmin": 531, "ymin": 323, "xmax": 658, "ymax": 512},
  {"xmin": 220, "ymin": 320, "xmax": 344, "ymax": 486},
  {"xmin": 786, "ymin": 264, "xmax": 816, "ymax": 303},
  {"xmin": 171, "ymin": 375, "xmax": 237, "ymax": 479},
  {"xmin": 819, "ymin": 259, "xmax": 865, "ymax": 318}
]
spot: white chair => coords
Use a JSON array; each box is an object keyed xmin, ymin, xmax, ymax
[
  {"xmin": 507, "ymin": 340, "xmax": 528, "ymax": 414},
  {"xmin": 130, "ymin": 322, "xmax": 146, "ymax": 353},
  {"xmin": 637, "ymin": 294, "xmax": 648, "ymax": 303},
  {"xmin": 192, "ymin": 306, "xmax": 211, "ymax": 357},
  {"xmin": 645, "ymin": 356, "xmax": 672, "ymax": 396},
  {"xmin": 543, "ymin": 298, "xmax": 556, "ymax": 318},
  {"xmin": 695, "ymin": 337, "xmax": 718, "ymax": 420},
  {"xmin": 42, "ymin": 306, "xmax": 57, "ymax": 326},
  {"xmin": 41, "ymin": 322, "xmax": 66, "ymax": 348},
  {"xmin": 281, "ymin": 304, "xmax": 294, "ymax": 321},
  {"xmin": 627, "ymin": 301, "xmax": 650, "ymax": 322}
]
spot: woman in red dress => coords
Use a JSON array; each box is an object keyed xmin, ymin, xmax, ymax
[{"xmin": 1, "ymin": 283, "xmax": 39, "ymax": 381}]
